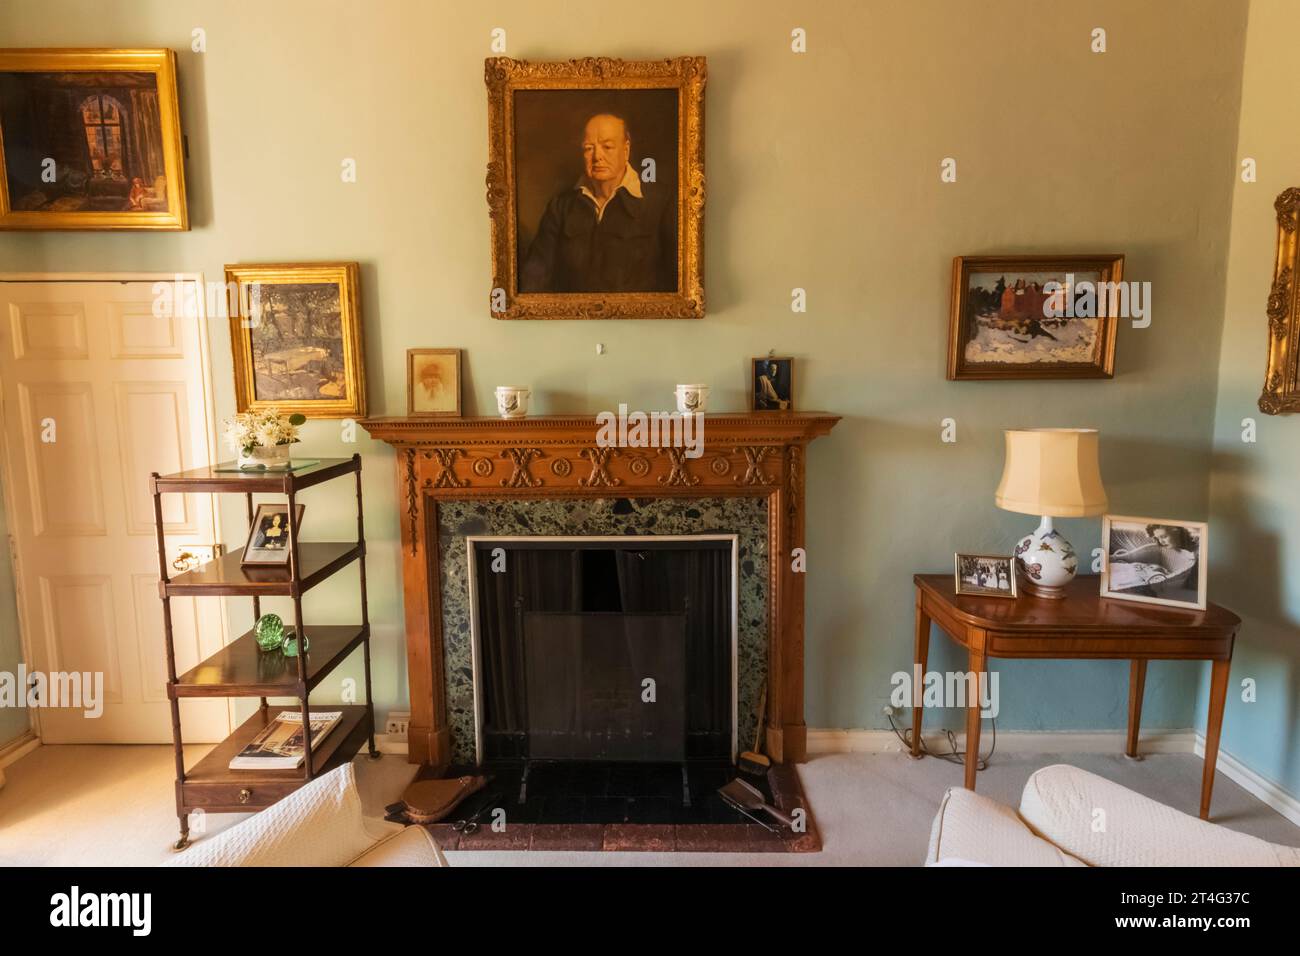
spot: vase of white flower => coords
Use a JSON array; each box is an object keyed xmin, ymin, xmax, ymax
[{"xmin": 224, "ymin": 408, "xmax": 306, "ymax": 470}]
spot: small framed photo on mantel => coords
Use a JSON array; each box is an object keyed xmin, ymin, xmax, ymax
[
  {"xmin": 407, "ymin": 348, "xmax": 462, "ymax": 417},
  {"xmin": 954, "ymin": 554, "xmax": 1018, "ymax": 598},
  {"xmin": 751, "ymin": 356, "xmax": 794, "ymax": 411}
]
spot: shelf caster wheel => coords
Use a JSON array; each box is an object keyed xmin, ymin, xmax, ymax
[
  {"xmin": 172, "ymin": 836, "xmax": 191, "ymax": 851},
  {"xmin": 368, "ymin": 748, "xmax": 382, "ymax": 760}
]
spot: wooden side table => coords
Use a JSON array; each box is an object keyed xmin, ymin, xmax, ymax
[{"xmin": 912, "ymin": 573, "xmax": 1240, "ymax": 820}]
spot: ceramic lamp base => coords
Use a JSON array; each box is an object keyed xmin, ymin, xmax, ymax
[{"xmin": 1013, "ymin": 516, "xmax": 1079, "ymax": 599}]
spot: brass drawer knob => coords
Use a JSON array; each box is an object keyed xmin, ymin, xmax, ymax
[{"xmin": 238, "ymin": 788, "xmax": 252, "ymax": 804}]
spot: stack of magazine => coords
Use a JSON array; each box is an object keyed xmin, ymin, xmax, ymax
[{"xmin": 228, "ymin": 710, "xmax": 343, "ymax": 770}]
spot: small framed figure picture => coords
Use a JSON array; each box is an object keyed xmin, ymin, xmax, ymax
[
  {"xmin": 1100, "ymin": 515, "xmax": 1208, "ymax": 610},
  {"xmin": 751, "ymin": 356, "xmax": 794, "ymax": 411},
  {"xmin": 407, "ymin": 348, "xmax": 463, "ymax": 417},
  {"xmin": 954, "ymin": 554, "xmax": 1018, "ymax": 598},
  {"xmin": 241, "ymin": 503, "xmax": 305, "ymax": 566}
]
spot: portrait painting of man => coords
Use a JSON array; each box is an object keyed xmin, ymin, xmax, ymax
[{"xmin": 485, "ymin": 57, "xmax": 706, "ymax": 319}]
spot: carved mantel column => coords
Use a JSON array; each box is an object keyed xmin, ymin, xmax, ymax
[{"xmin": 360, "ymin": 412, "xmax": 839, "ymax": 768}]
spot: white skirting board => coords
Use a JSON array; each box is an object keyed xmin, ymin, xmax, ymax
[{"xmin": 807, "ymin": 727, "xmax": 1300, "ymax": 827}]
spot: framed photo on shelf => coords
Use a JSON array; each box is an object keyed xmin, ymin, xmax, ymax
[
  {"xmin": 407, "ymin": 348, "xmax": 462, "ymax": 417},
  {"xmin": 0, "ymin": 48, "xmax": 188, "ymax": 230},
  {"xmin": 240, "ymin": 503, "xmax": 305, "ymax": 567},
  {"xmin": 225, "ymin": 261, "xmax": 366, "ymax": 419},
  {"xmin": 751, "ymin": 356, "xmax": 793, "ymax": 411},
  {"xmin": 485, "ymin": 56, "xmax": 706, "ymax": 319},
  {"xmin": 954, "ymin": 553, "xmax": 1018, "ymax": 598},
  {"xmin": 947, "ymin": 254, "xmax": 1124, "ymax": 380},
  {"xmin": 1100, "ymin": 515, "xmax": 1208, "ymax": 610}
]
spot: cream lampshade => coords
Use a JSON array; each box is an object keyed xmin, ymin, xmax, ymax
[{"xmin": 995, "ymin": 428, "xmax": 1108, "ymax": 599}]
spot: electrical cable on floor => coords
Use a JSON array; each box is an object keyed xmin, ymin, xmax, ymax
[{"xmin": 887, "ymin": 709, "xmax": 996, "ymax": 771}]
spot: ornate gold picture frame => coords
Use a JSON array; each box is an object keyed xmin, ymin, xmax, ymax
[
  {"xmin": 225, "ymin": 262, "xmax": 367, "ymax": 419},
  {"xmin": 485, "ymin": 56, "xmax": 706, "ymax": 319},
  {"xmin": 0, "ymin": 48, "xmax": 188, "ymax": 230},
  {"xmin": 1260, "ymin": 187, "xmax": 1300, "ymax": 415}
]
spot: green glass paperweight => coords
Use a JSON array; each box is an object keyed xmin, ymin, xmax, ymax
[
  {"xmin": 281, "ymin": 633, "xmax": 309, "ymax": 657},
  {"xmin": 253, "ymin": 613, "xmax": 286, "ymax": 652}
]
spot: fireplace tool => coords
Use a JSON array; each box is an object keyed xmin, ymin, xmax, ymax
[{"xmin": 717, "ymin": 778, "xmax": 795, "ymax": 831}]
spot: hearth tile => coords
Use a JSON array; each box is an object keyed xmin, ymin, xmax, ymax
[
  {"xmin": 570, "ymin": 763, "xmax": 610, "ymax": 795},
  {"xmin": 538, "ymin": 795, "xmax": 585, "ymax": 824},
  {"xmin": 423, "ymin": 824, "xmax": 460, "ymax": 851},
  {"xmin": 606, "ymin": 764, "xmax": 645, "ymax": 796},
  {"xmin": 672, "ymin": 824, "xmax": 755, "ymax": 852},
  {"xmin": 522, "ymin": 761, "xmax": 569, "ymax": 795},
  {"xmin": 583, "ymin": 796, "xmax": 629, "ymax": 823},
  {"xmin": 603, "ymin": 823, "xmax": 674, "ymax": 852},
  {"xmin": 455, "ymin": 824, "xmax": 533, "ymax": 851},
  {"xmin": 625, "ymin": 796, "xmax": 674, "ymax": 824},
  {"xmin": 530, "ymin": 824, "xmax": 605, "ymax": 851},
  {"xmin": 781, "ymin": 826, "xmax": 822, "ymax": 852}
]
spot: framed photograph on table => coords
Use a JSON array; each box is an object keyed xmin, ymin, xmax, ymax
[
  {"xmin": 0, "ymin": 48, "xmax": 188, "ymax": 230},
  {"xmin": 240, "ymin": 503, "xmax": 305, "ymax": 567},
  {"xmin": 954, "ymin": 554, "xmax": 1017, "ymax": 598},
  {"xmin": 225, "ymin": 262, "xmax": 366, "ymax": 419},
  {"xmin": 407, "ymin": 348, "xmax": 462, "ymax": 417},
  {"xmin": 947, "ymin": 254, "xmax": 1124, "ymax": 380},
  {"xmin": 485, "ymin": 56, "xmax": 706, "ymax": 319},
  {"xmin": 1100, "ymin": 515, "xmax": 1208, "ymax": 610}
]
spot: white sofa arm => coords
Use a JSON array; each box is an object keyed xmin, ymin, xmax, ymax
[
  {"xmin": 349, "ymin": 824, "xmax": 448, "ymax": 867},
  {"xmin": 926, "ymin": 785, "xmax": 1085, "ymax": 866},
  {"xmin": 1019, "ymin": 764, "xmax": 1300, "ymax": 867}
]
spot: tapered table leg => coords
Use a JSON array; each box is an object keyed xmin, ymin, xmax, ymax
[
  {"xmin": 964, "ymin": 645, "xmax": 986, "ymax": 790},
  {"xmin": 912, "ymin": 594, "xmax": 930, "ymax": 758},
  {"xmin": 1126, "ymin": 659, "xmax": 1147, "ymax": 759},
  {"xmin": 1200, "ymin": 658, "xmax": 1231, "ymax": 820}
]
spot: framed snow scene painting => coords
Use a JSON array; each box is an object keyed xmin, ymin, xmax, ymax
[{"xmin": 947, "ymin": 254, "xmax": 1124, "ymax": 380}]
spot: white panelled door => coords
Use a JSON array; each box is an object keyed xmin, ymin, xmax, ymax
[{"xmin": 0, "ymin": 278, "xmax": 231, "ymax": 743}]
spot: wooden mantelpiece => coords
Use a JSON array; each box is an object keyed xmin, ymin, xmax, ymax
[{"xmin": 359, "ymin": 412, "xmax": 840, "ymax": 768}]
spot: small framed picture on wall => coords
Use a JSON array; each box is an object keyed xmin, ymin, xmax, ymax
[
  {"xmin": 1100, "ymin": 515, "xmax": 1208, "ymax": 610},
  {"xmin": 954, "ymin": 554, "xmax": 1018, "ymax": 598},
  {"xmin": 240, "ymin": 503, "xmax": 305, "ymax": 567},
  {"xmin": 407, "ymin": 348, "xmax": 463, "ymax": 417},
  {"xmin": 751, "ymin": 356, "xmax": 794, "ymax": 411}
]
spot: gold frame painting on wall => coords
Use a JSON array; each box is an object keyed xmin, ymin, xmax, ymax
[
  {"xmin": 484, "ymin": 56, "xmax": 706, "ymax": 320},
  {"xmin": 0, "ymin": 48, "xmax": 188, "ymax": 230},
  {"xmin": 1260, "ymin": 187, "xmax": 1300, "ymax": 415},
  {"xmin": 225, "ymin": 262, "xmax": 367, "ymax": 419},
  {"xmin": 947, "ymin": 254, "xmax": 1124, "ymax": 380}
]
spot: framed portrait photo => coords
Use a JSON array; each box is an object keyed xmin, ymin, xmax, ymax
[
  {"xmin": 0, "ymin": 48, "xmax": 188, "ymax": 230},
  {"xmin": 407, "ymin": 348, "xmax": 462, "ymax": 417},
  {"xmin": 947, "ymin": 255, "xmax": 1124, "ymax": 380},
  {"xmin": 954, "ymin": 554, "xmax": 1018, "ymax": 598},
  {"xmin": 225, "ymin": 262, "xmax": 366, "ymax": 419},
  {"xmin": 1100, "ymin": 515, "xmax": 1208, "ymax": 611},
  {"xmin": 485, "ymin": 56, "xmax": 706, "ymax": 320},
  {"xmin": 1260, "ymin": 187, "xmax": 1300, "ymax": 414},
  {"xmin": 240, "ymin": 503, "xmax": 305, "ymax": 567},
  {"xmin": 751, "ymin": 356, "xmax": 794, "ymax": 411}
]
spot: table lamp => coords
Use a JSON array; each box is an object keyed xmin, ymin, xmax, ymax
[{"xmin": 995, "ymin": 428, "xmax": 1108, "ymax": 599}]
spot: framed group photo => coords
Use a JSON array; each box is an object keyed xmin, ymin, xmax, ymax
[
  {"xmin": 485, "ymin": 56, "xmax": 706, "ymax": 319},
  {"xmin": 954, "ymin": 553, "xmax": 1018, "ymax": 598},
  {"xmin": 1100, "ymin": 515, "xmax": 1208, "ymax": 610},
  {"xmin": 225, "ymin": 261, "xmax": 367, "ymax": 419},
  {"xmin": 948, "ymin": 254, "xmax": 1124, "ymax": 380},
  {"xmin": 0, "ymin": 48, "xmax": 188, "ymax": 230}
]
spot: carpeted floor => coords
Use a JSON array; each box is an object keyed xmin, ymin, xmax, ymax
[{"xmin": 1, "ymin": 744, "xmax": 1296, "ymax": 866}]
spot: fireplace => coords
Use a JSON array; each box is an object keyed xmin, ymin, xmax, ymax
[
  {"xmin": 359, "ymin": 411, "xmax": 840, "ymax": 770},
  {"xmin": 466, "ymin": 536, "xmax": 737, "ymax": 764}
]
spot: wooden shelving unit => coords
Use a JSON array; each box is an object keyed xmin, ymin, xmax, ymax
[{"xmin": 151, "ymin": 455, "xmax": 377, "ymax": 849}]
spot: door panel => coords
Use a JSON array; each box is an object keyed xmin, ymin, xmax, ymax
[{"xmin": 0, "ymin": 279, "xmax": 229, "ymax": 743}]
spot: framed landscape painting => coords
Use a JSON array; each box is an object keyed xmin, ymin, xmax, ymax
[
  {"xmin": 0, "ymin": 48, "xmax": 188, "ymax": 230},
  {"xmin": 485, "ymin": 56, "xmax": 706, "ymax": 319},
  {"xmin": 947, "ymin": 255, "xmax": 1124, "ymax": 380},
  {"xmin": 225, "ymin": 262, "xmax": 367, "ymax": 419}
]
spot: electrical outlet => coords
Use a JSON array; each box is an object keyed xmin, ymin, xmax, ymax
[{"xmin": 384, "ymin": 712, "xmax": 410, "ymax": 736}]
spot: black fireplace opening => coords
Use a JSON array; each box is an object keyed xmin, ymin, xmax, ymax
[{"xmin": 471, "ymin": 539, "xmax": 733, "ymax": 765}]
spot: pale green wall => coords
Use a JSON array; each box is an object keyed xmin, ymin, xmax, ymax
[
  {"xmin": 0, "ymin": 0, "xmax": 1249, "ymax": 737},
  {"xmin": 1204, "ymin": 0, "xmax": 1300, "ymax": 797}
]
